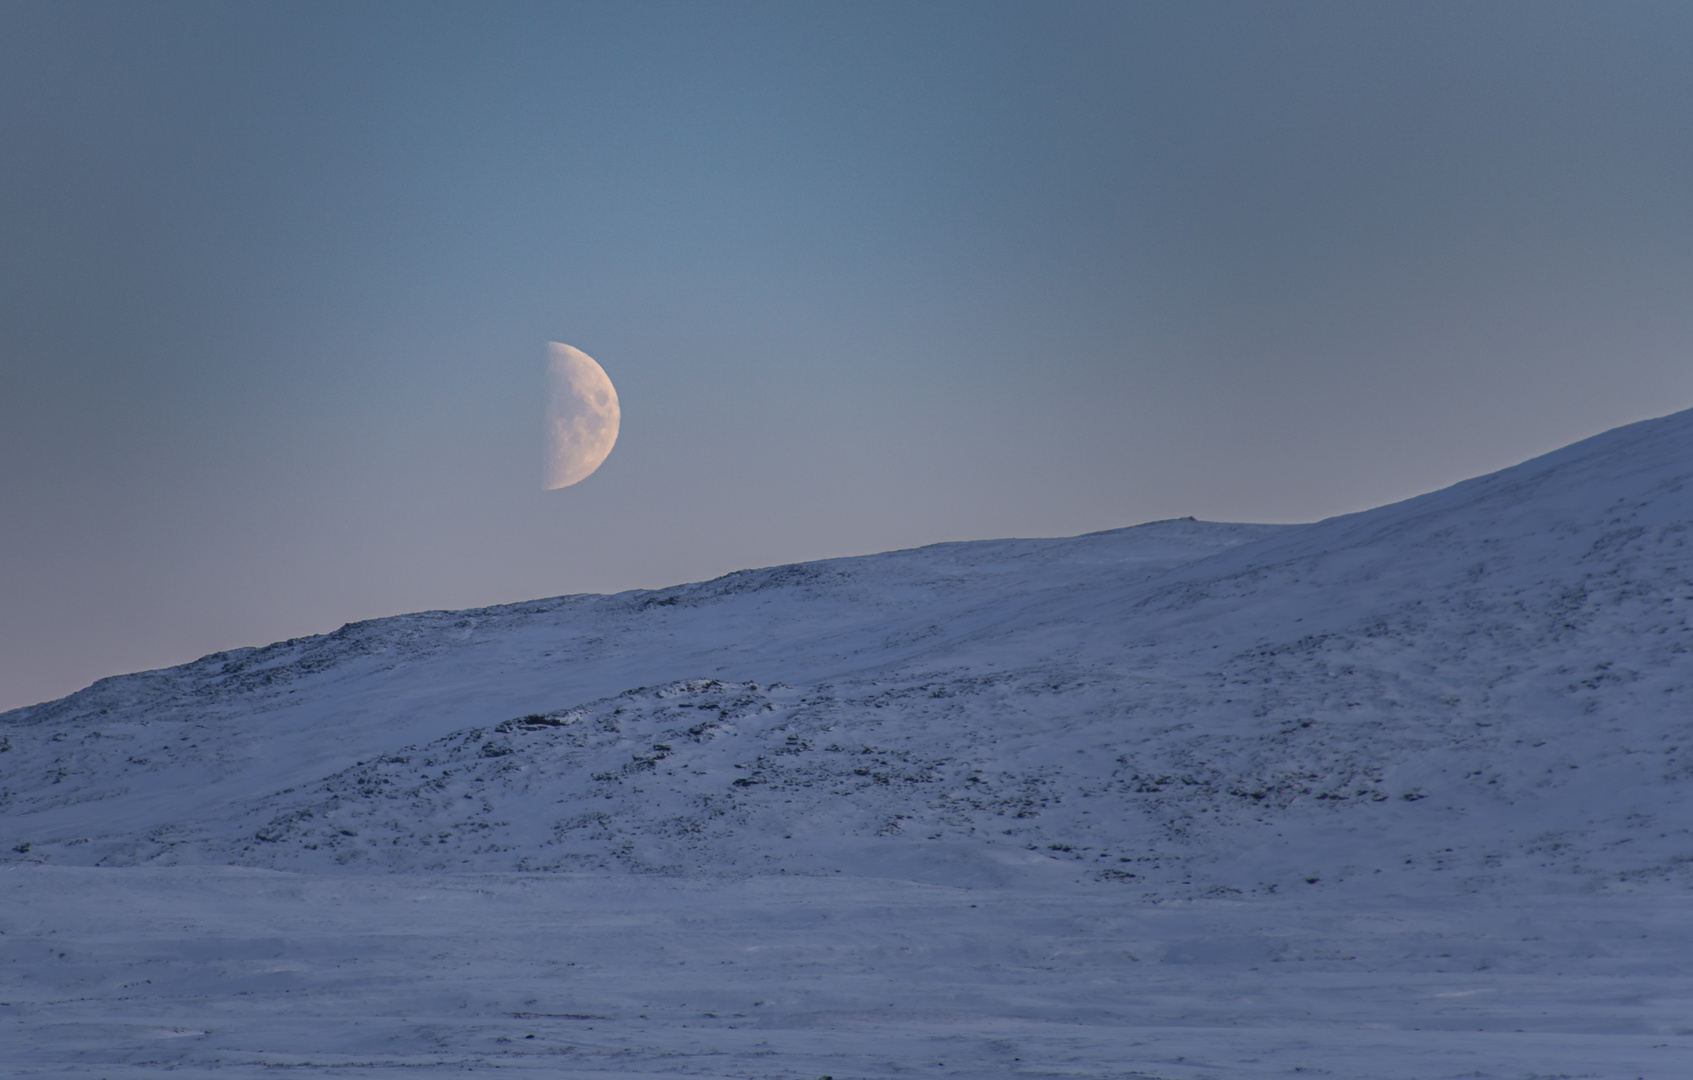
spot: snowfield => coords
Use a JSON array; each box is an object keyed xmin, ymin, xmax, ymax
[{"xmin": 4, "ymin": 408, "xmax": 1693, "ymax": 1077}]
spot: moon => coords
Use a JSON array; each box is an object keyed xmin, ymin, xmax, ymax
[{"xmin": 544, "ymin": 342, "xmax": 620, "ymax": 489}]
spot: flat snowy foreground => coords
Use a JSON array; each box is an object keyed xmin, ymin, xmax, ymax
[{"xmin": 4, "ymin": 865, "xmax": 1689, "ymax": 1079}]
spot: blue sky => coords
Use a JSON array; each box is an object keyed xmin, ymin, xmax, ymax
[{"xmin": 3, "ymin": 0, "xmax": 1691, "ymax": 709}]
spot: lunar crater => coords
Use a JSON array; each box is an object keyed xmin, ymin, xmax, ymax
[{"xmin": 545, "ymin": 342, "xmax": 620, "ymax": 489}]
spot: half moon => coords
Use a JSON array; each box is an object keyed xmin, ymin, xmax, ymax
[{"xmin": 544, "ymin": 342, "xmax": 620, "ymax": 489}]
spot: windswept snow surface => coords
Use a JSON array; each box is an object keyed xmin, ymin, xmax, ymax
[{"xmin": 4, "ymin": 408, "xmax": 1693, "ymax": 1077}]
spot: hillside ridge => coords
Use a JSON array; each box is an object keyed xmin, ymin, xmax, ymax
[{"xmin": 2, "ymin": 409, "xmax": 1691, "ymax": 900}]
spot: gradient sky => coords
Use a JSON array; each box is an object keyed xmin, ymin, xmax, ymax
[{"xmin": 3, "ymin": 0, "xmax": 1691, "ymax": 711}]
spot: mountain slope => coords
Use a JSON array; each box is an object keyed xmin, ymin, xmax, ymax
[{"xmin": 3, "ymin": 411, "xmax": 1692, "ymax": 900}]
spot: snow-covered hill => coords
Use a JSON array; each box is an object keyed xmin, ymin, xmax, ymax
[
  {"xmin": 0, "ymin": 517, "xmax": 1289, "ymax": 880},
  {"xmin": 4, "ymin": 408, "xmax": 1693, "ymax": 1078},
  {"xmin": 6, "ymin": 410, "xmax": 1691, "ymax": 898}
]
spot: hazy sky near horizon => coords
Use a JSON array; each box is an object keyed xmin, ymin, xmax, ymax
[{"xmin": 3, "ymin": 0, "xmax": 1691, "ymax": 710}]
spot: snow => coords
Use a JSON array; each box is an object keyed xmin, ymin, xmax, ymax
[
  {"xmin": 4, "ymin": 408, "xmax": 1693, "ymax": 1077},
  {"xmin": 4, "ymin": 867, "xmax": 1690, "ymax": 1078}
]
